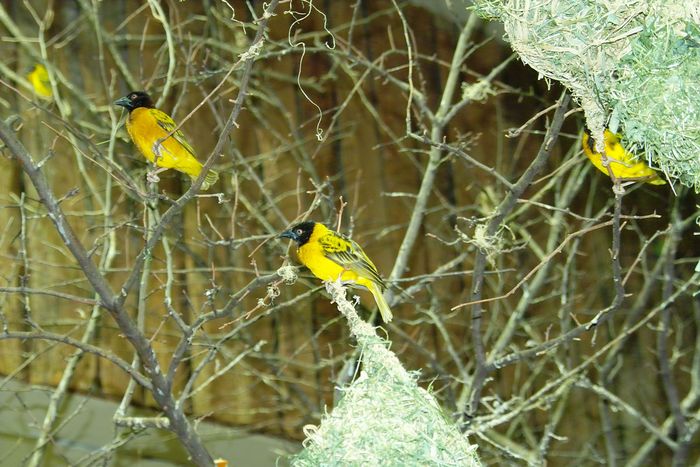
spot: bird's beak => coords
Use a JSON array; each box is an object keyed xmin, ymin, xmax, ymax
[
  {"xmin": 114, "ymin": 96, "xmax": 131, "ymax": 108},
  {"xmin": 279, "ymin": 230, "xmax": 297, "ymax": 241}
]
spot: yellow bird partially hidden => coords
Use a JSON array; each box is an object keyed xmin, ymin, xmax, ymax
[
  {"xmin": 114, "ymin": 91, "xmax": 219, "ymax": 190},
  {"xmin": 27, "ymin": 64, "xmax": 52, "ymax": 99},
  {"xmin": 280, "ymin": 221, "xmax": 393, "ymax": 323},
  {"xmin": 582, "ymin": 129, "xmax": 665, "ymax": 185}
]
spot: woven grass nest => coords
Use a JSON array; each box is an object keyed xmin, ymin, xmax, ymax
[{"xmin": 475, "ymin": 0, "xmax": 700, "ymax": 190}]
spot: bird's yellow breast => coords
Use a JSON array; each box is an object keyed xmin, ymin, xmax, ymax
[
  {"xmin": 126, "ymin": 108, "xmax": 200, "ymax": 174},
  {"xmin": 297, "ymin": 230, "xmax": 369, "ymax": 288}
]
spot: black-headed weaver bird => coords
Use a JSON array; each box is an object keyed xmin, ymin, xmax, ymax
[
  {"xmin": 114, "ymin": 91, "xmax": 219, "ymax": 190},
  {"xmin": 582, "ymin": 129, "xmax": 665, "ymax": 185},
  {"xmin": 280, "ymin": 221, "xmax": 393, "ymax": 323},
  {"xmin": 27, "ymin": 64, "xmax": 52, "ymax": 99}
]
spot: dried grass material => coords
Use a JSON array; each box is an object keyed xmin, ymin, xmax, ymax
[
  {"xmin": 474, "ymin": 0, "xmax": 700, "ymax": 190},
  {"xmin": 292, "ymin": 281, "xmax": 481, "ymax": 467},
  {"xmin": 277, "ymin": 264, "xmax": 298, "ymax": 284}
]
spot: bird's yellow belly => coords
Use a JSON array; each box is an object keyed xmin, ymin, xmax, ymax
[
  {"xmin": 130, "ymin": 129, "xmax": 181, "ymax": 169},
  {"xmin": 298, "ymin": 244, "xmax": 363, "ymax": 285},
  {"xmin": 587, "ymin": 154, "xmax": 657, "ymax": 180},
  {"xmin": 126, "ymin": 110, "xmax": 199, "ymax": 173},
  {"xmin": 137, "ymin": 138, "xmax": 184, "ymax": 169}
]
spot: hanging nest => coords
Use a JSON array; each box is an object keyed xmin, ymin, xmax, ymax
[
  {"xmin": 474, "ymin": 0, "xmax": 700, "ymax": 190},
  {"xmin": 291, "ymin": 281, "xmax": 481, "ymax": 467}
]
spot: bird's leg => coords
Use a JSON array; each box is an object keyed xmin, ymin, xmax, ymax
[
  {"xmin": 613, "ymin": 182, "xmax": 628, "ymax": 195},
  {"xmin": 147, "ymin": 166, "xmax": 168, "ymax": 183},
  {"xmin": 152, "ymin": 138, "xmax": 165, "ymax": 158},
  {"xmin": 336, "ymin": 269, "xmax": 360, "ymax": 288},
  {"xmin": 146, "ymin": 141, "xmax": 166, "ymax": 183}
]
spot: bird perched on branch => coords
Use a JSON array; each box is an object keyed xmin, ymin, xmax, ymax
[
  {"xmin": 114, "ymin": 91, "xmax": 219, "ymax": 190},
  {"xmin": 27, "ymin": 64, "xmax": 52, "ymax": 99},
  {"xmin": 280, "ymin": 221, "xmax": 393, "ymax": 323},
  {"xmin": 582, "ymin": 129, "xmax": 665, "ymax": 185}
]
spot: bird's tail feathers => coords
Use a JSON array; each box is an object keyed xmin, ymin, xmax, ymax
[
  {"xmin": 369, "ymin": 282, "xmax": 393, "ymax": 323},
  {"xmin": 193, "ymin": 169, "xmax": 219, "ymax": 190}
]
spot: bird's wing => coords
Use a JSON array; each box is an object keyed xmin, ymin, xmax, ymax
[
  {"xmin": 319, "ymin": 232, "xmax": 386, "ymax": 290},
  {"xmin": 150, "ymin": 108, "xmax": 198, "ymax": 158}
]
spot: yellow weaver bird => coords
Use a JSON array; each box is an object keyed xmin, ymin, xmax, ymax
[
  {"xmin": 280, "ymin": 221, "xmax": 393, "ymax": 323},
  {"xmin": 582, "ymin": 129, "xmax": 665, "ymax": 185},
  {"xmin": 27, "ymin": 64, "xmax": 52, "ymax": 99},
  {"xmin": 114, "ymin": 91, "xmax": 219, "ymax": 190}
]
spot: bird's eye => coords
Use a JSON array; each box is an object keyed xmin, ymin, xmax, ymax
[
  {"xmin": 296, "ymin": 229, "xmax": 303, "ymax": 235},
  {"xmin": 130, "ymin": 94, "xmax": 137, "ymax": 100}
]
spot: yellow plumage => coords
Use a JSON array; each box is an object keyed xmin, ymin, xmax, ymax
[
  {"xmin": 582, "ymin": 129, "xmax": 665, "ymax": 185},
  {"xmin": 281, "ymin": 222, "xmax": 393, "ymax": 323},
  {"xmin": 27, "ymin": 64, "xmax": 52, "ymax": 99},
  {"xmin": 115, "ymin": 92, "xmax": 218, "ymax": 190}
]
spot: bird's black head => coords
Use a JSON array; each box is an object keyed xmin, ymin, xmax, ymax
[
  {"xmin": 583, "ymin": 129, "xmax": 597, "ymax": 153},
  {"xmin": 114, "ymin": 91, "xmax": 154, "ymax": 111},
  {"xmin": 280, "ymin": 221, "xmax": 315, "ymax": 246}
]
